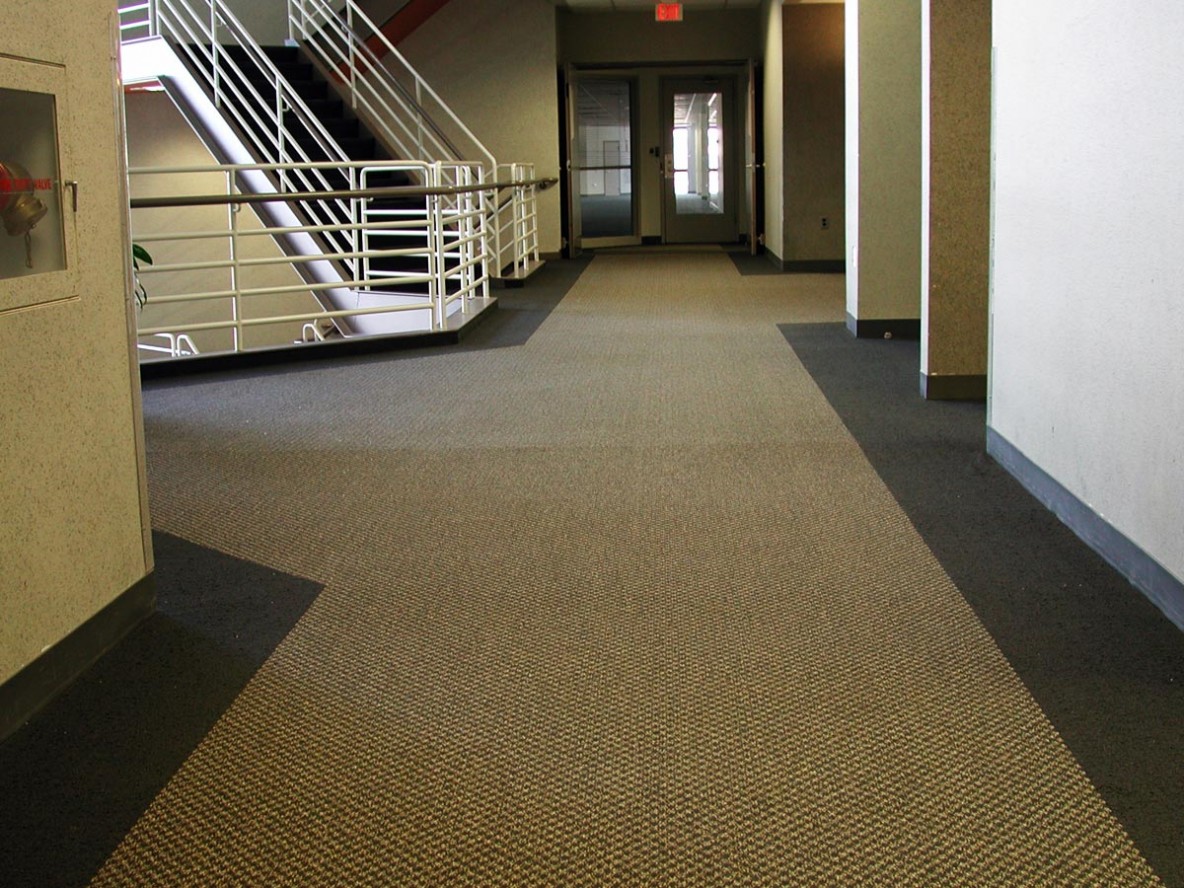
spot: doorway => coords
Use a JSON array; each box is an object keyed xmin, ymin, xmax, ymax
[{"xmin": 562, "ymin": 66, "xmax": 751, "ymax": 255}]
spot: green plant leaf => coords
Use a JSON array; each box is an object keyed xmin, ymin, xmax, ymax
[{"xmin": 132, "ymin": 243, "xmax": 154, "ymax": 266}]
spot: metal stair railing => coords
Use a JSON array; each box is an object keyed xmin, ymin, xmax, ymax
[
  {"xmin": 287, "ymin": 0, "xmax": 544, "ymax": 280},
  {"xmin": 121, "ymin": 0, "xmax": 362, "ymax": 272},
  {"xmin": 129, "ymin": 160, "xmax": 504, "ymax": 359},
  {"xmin": 288, "ymin": 0, "xmax": 495, "ymax": 172}
]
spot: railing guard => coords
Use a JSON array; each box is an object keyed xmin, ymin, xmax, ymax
[{"xmin": 127, "ymin": 161, "xmax": 526, "ymax": 361}]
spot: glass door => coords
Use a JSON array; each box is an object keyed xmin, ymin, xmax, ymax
[
  {"xmin": 573, "ymin": 78, "xmax": 639, "ymax": 248},
  {"xmin": 662, "ymin": 77, "xmax": 739, "ymax": 244}
]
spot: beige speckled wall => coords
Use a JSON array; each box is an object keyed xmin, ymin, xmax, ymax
[
  {"xmin": 1, "ymin": 1, "xmax": 152, "ymax": 685},
  {"xmin": 921, "ymin": 0, "xmax": 991, "ymax": 387},
  {"xmin": 845, "ymin": 0, "xmax": 922, "ymax": 324},
  {"xmin": 783, "ymin": 3, "xmax": 845, "ymax": 263},
  {"xmin": 397, "ymin": 0, "xmax": 562, "ymax": 254}
]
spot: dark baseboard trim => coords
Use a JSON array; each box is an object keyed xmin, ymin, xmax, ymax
[
  {"xmin": 763, "ymin": 249, "xmax": 785, "ymax": 271},
  {"xmin": 987, "ymin": 428, "xmax": 1184, "ymax": 631},
  {"xmin": 540, "ymin": 250, "xmax": 563, "ymax": 262},
  {"xmin": 920, "ymin": 372, "xmax": 987, "ymax": 401},
  {"xmin": 0, "ymin": 572, "xmax": 156, "ymax": 743},
  {"xmin": 845, "ymin": 313, "xmax": 921, "ymax": 340},
  {"xmin": 783, "ymin": 259, "xmax": 846, "ymax": 274},
  {"xmin": 641, "ymin": 235, "xmax": 662, "ymax": 246}
]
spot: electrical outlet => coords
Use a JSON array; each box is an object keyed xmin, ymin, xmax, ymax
[{"xmin": 820, "ymin": 217, "xmax": 829, "ymax": 230}]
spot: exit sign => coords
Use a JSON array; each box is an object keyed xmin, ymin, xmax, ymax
[{"xmin": 655, "ymin": 3, "xmax": 683, "ymax": 22}]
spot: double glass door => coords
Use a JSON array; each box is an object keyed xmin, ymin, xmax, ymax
[{"xmin": 564, "ymin": 70, "xmax": 744, "ymax": 252}]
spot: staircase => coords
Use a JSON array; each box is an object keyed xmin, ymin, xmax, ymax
[
  {"xmin": 213, "ymin": 44, "xmax": 439, "ymax": 297},
  {"xmin": 118, "ymin": 0, "xmax": 537, "ymax": 359}
]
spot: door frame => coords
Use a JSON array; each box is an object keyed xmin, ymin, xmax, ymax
[{"xmin": 560, "ymin": 62, "xmax": 757, "ymax": 253}]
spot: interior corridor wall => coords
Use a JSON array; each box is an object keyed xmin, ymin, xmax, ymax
[
  {"xmin": 218, "ymin": 0, "xmax": 292, "ymax": 45},
  {"xmin": 782, "ymin": 3, "xmax": 844, "ymax": 264},
  {"xmin": 0, "ymin": 0, "xmax": 152, "ymax": 729},
  {"xmin": 760, "ymin": 0, "xmax": 784, "ymax": 261},
  {"xmin": 844, "ymin": 0, "xmax": 923, "ymax": 330},
  {"xmin": 397, "ymin": 0, "xmax": 562, "ymax": 254},
  {"xmin": 990, "ymin": 1, "xmax": 1184, "ymax": 617}
]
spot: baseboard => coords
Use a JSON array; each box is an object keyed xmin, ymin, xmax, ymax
[
  {"xmin": 845, "ymin": 313, "xmax": 922, "ymax": 340},
  {"xmin": 641, "ymin": 235, "xmax": 662, "ymax": 246},
  {"xmin": 920, "ymin": 372, "xmax": 987, "ymax": 401},
  {"xmin": 783, "ymin": 259, "xmax": 846, "ymax": 274},
  {"xmin": 540, "ymin": 250, "xmax": 563, "ymax": 262},
  {"xmin": 987, "ymin": 428, "xmax": 1184, "ymax": 631},
  {"xmin": 763, "ymin": 250, "xmax": 785, "ymax": 271},
  {"xmin": 0, "ymin": 572, "xmax": 156, "ymax": 743}
]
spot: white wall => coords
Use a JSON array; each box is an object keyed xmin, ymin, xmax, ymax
[
  {"xmin": 844, "ymin": 0, "xmax": 859, "ymax": 310},
  {"xmin": 990, "ymin": 1, "xmax": 1184, "ymax": 585}
]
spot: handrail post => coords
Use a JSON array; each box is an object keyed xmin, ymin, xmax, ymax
[
  {"xmin": 416, "ymin": 80, "xmax": 425, "ymax": 159},
  {"xmin": 347, "ymin": 1, "xmax": 358, "ymax": 111},
  {"xmin": 431, "ymin": 166, "xmax": 446, "ymax": 330},
  {"xmin": 228, "ymin": 173, "xmax": 244, "ymax": 353},
  {"xmin": 276, "ymin": 78, "xmax": 285, "ymax": 169}
]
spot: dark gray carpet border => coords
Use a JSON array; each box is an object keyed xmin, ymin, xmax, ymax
[
  {"xmin": 781, "ymin": 322, "xmax": 1184, "ymax": 888},
  {"xmin": 0, "ymin": 532, "xmax": 322, "ymax": 888}
]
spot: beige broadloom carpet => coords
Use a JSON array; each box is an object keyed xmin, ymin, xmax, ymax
[{"xmin": 96, "ymin": 252, "xmax": 1161, "ymax": 885}]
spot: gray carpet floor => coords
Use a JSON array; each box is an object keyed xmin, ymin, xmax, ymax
[{"xmin": 96, "ymin": 252, "xmax": 1161, "ymax": 885}]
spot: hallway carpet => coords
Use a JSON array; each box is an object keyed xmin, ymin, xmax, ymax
[{"xmin": 97, "ymin": 253, "xmax": 1159, "ymax": 884}]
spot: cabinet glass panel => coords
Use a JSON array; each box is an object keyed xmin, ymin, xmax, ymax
[{"xmin": 0, "ymin": 87, "xmax": 67, "ymax": 281}]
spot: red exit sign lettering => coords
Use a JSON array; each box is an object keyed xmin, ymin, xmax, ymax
[{"xmin": 655, "ymin": 3, "xmax": 683, "ymax": 22}]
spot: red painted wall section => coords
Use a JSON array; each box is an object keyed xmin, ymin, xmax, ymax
[{"xmin": 366, "ymin": 0, "xmax": 454, "ymax": 57}]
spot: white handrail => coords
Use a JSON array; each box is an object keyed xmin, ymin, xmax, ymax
[
  {"xmin": 121, "ymin": 0, "xmax": 362, "ymax": 269},
  {"xmin": 119, "ymin": 0, "xmax": 544, "ymax": 284},
  {"xmin": 130, "ymin": 159, "xmax": 494, "ymax": 360},
  {"xmin": 288, "ymin": 0, "xmax": 496, "ymax": 171}
]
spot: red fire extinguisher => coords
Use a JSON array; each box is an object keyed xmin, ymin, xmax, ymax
[{"xmin": 0, "ymin": 160, "xmax": 49, "ymax": 238}]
